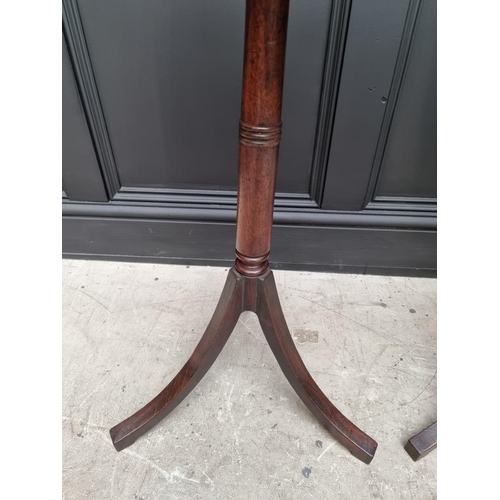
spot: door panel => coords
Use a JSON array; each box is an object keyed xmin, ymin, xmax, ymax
[
  {"xmin": 77, "ymin": 0, "xmax": 331, "ymax": 194},
  {"xmin": 374, "ymin": 0, "xmax": 436, "ymax": 199},
  {"xmin": 62, "ymin": 34, "xmax": 107, "ymax": 201},
  {"xmin": 321, "ymin": 0, "xmax": 411, "ymax": 211},
  {"xmin": 62, "ymin": 0, "xmax": 437, "ymax": 276},
  {"xmin": 322, "ymin": 0, "xmax": 436, "ymax": 211}
]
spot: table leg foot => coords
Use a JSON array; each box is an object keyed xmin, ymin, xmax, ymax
[
  {"xmin": 110, "ymin": 269, "xmax": 243, "ymax": 451},
  {"xmin": 404, "ymin": 421, "xmax": 437, "ymax": 461},
  {"xmin": 256, "ymin": 271, "xmax": 378, "ymax": 464}
]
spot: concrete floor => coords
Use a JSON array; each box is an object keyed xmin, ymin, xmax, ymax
[{"xmin": 62, "ymin": 260, "xmax": 437, "ymax": 500}]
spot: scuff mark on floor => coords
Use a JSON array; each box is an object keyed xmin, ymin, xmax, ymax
[{"xmin": 292, "ymin": 328, "xmax": 319, "ymax": 343}]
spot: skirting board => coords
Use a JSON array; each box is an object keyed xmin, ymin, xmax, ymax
[{"xmin": 62, "ymin": 206, "xmax": 436, "ymax": 278}]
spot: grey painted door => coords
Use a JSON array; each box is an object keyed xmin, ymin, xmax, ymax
[{"xmin": 62, "ymin": 0, "xmax": 436, "ymax": 276}]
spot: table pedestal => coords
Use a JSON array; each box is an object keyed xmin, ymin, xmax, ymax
[{"xmin": 110, "ymin": 0, "xmax": 378, "ymax": 465}]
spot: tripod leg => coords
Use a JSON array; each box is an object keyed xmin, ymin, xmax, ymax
[
  {"xmin": 255, "ymin": 271, "xmax": 378, "ymax": 464},
  {"xmin": 404, "ymin": 421, "xmax": 437, "ymax": 461},
  {"xmin": 110, "ymin": 269, "xmax": 243, "ymax": 451}
]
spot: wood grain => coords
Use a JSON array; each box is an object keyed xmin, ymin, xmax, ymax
[
  {"xmin": 110, "ymin": 0, "xmax": 378, "ymax": 464},
  {"xmin": 235, "ymin": 0, "xmax": 290, "ymax": 277},
  {"xmin": 110, "ymin": 267, "xmax": 378, "ymax": 463},
  {"xmin": 404, "ymin": 421, "xmax": 437, "ymax": 461}
]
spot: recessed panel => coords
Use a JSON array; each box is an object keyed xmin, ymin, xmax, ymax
[
  {"xmin": 78, "ymin": 0, "xmax": 331, "ymax": 193},
  {"xmin": 62, "ymin": 34, "xmax": 107, "ymax": 201},
  {"xmin": 375, "ymin": 0, "xmax": 436, "ymax": 199}
]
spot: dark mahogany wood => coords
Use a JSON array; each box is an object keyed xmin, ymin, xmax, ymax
[
  {"xmin": 256, "ymin": 271, "xmax": 377, "ymax": 464},
  {"xmin": 404, "ymin": 421, "xmax": 437, "ymax": 461},
  {"xmin": 110, "ymin": 0, "xmax": 378, "ymax": 464},
  {"xmin": 111, "ymin": 268, "xmax": 377, "ymax": 463},
  {"xmin": 234, "ymin": 0, "xmax": 289, "ymax": 277},
  {"xmin": 110, "ymin": 269, "xmax": 243, "ymax": 451}
]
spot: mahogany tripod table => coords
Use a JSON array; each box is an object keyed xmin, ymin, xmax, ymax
[{"xmin": 110, "ymin": 0, "xmax": 378, "ymax": 464}]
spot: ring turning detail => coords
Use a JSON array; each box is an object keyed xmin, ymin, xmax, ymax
[
  {"xmin": 110, "ymin": 0, "xmax": 378, "ymax": 464},
  {"xmin": 235, "ymin": 249, "xmax": 270, "ymax": 277},
  {"xmin": 239, "ymin": 121, "xmax": 282, "ymax": 147}
]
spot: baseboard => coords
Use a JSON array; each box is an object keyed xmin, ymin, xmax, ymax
[{"xmin": 62, "ymin": 202, "xmax": 436, "ymax": 278}]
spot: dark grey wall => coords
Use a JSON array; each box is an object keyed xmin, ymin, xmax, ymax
[
  {"xmin": 62, "ymin": 33, "xmax": 107, "ymax": 202},
  {"xmin": 62, "ymin": 0, "xmax": 436, "ymax": 277}
]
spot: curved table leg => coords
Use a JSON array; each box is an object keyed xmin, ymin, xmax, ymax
[
  {"xmin": 110, "ymin": 269, "xmax": 243, "ymax": 451},
  {"xmin": 404, "ymin": 421, "xmax": 437, "ymax": 461},
  {"xmin": 256, "ymin": 271, "xmax": 378, "ymax": 464}
]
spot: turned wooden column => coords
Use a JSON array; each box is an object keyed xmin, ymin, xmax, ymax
[
  {"xmin": 235, "ymin": 0, "xmax": 289, "ymax": 277},
  {"xmin": 110, "ymin": 0, "xmax": 378, "ymax": 464}
]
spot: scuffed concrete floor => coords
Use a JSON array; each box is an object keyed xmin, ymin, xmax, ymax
[{"xmin": 62, "ymin": 260, "xmax": 437, "ymax": 500}]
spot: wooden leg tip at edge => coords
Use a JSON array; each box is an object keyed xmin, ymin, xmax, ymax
[
  {"xmin": 109, "ymin": 430, "xmax": 129, "ymax": 452},
  {"xmin": 404, "ymin": 421, "xmax": 437, "ymax": 461},
  {"xmin": 351, "ymin": 441, "xmax": 378, "ymax": 465}
]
